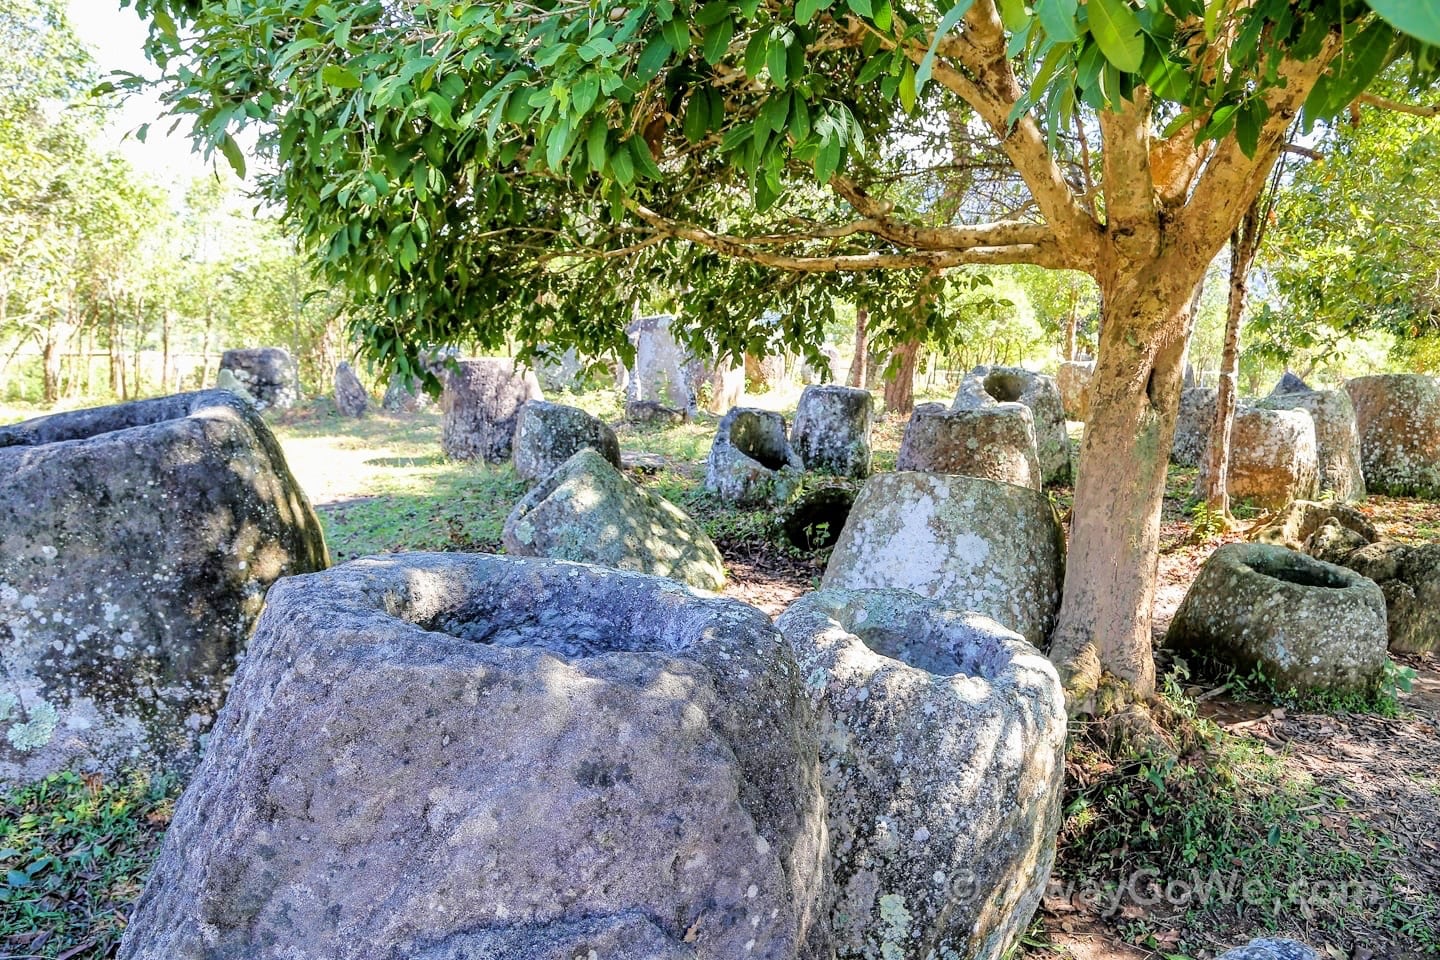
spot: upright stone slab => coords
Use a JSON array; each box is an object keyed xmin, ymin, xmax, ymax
[
  {"xmin": 896, "ymin": 402, "xmax": 1042, "ymax": 490},
  {"xmin": 822, "ymin": 472, "xmax": 1064, "ymax": 645},
  {"xmin": 1197, "ymin": 406, "xmax": 1318, "ymax": 509},
  {"xmin": 504, "ymin": 449, "xmax": 725, "ymax": 591},
  {"xmin": 332, "ymin": 361, "xmax": 369, "ymax": 417},
  {"xmin": 1056, "ymin": 360, "xmax": 1094, "ymax": 421},
  {"xmin": 1166, "ymin": 544, "xmax": 1387, "ymax": 695},
  {"xmin": 119, "ymin": 554, "xmax": 829, "ymax": 960},
  {"xmin": 625, "ymin": 314, "xmax": 694, "ymax": 410},
  {"xmin": 704, "ymin": 363, "xmax": 747, "ymax": 415},
  {"xmin": 1172, "ymin": 387, "xmax": 1217, "ymax": 466},
  {"xmin": 0, "ymin": 391, "xmax": 328, "ymax": 782},
  {"xmin": 705, "ymin": 407, "xmax": 801, "ymax": 505},
  {"xmin": 1345, "ymin": 373, "xmax": 1440, "ymax": 497},
  {"xmin": 778, "ymin": 589, "xmax": 1066, "ymax": 960},
  {"xmin": 790, "ymin": 385, "xmax": 873, "ymax": 479},
  {"xmin": 218, "ymin": 347, "xmax": 299, "ymax": 410},
  {"xmin": 511, "ymin": 400, "xmax": 621, "ymax": 483},
  {"xmin": 440, "ymin": 358, "xmax": 543, "ymax": 462},
  {"xmin": 1258, "ymin": 386, "xmax": 1365, "ymax": 501},
  {"xmin": 954, "ymin": 366, "xmax": 1070, "ymax": 484}
]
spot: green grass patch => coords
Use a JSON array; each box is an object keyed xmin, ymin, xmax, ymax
[{"xmin": 0, "ymin": 772, "xmax": 177, "ymax": 958}]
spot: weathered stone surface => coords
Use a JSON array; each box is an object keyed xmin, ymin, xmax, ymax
[
  {"xmin": 1217, "ymin": 939, "xmax": 1319, "ymax": 960},
  {"xmin": 413, "ymin": 915, "xmax": 698, "ymax": 960},
  {"xmin": 746, "ymin": 351, "xmax": 794, "ymax": 392},
  {"xmin": 777, "ymin": 589, "xmax": 1066, "ymax": 960},
  {"xmin": 1197, "ymin": 406, "xmax": 1317, "ymax": 510},
  {"xmin": 332, "ymin": 361, "xmax": 369, "ymax": 417},
  {"xmin": 1345, "ymin": 373, "xmax": 1440, "ymax": 497},
  {"xmin": 1056, "ymin": 360, "xmax": 1094, "ymax": 421},
  {"xmin": 214, "ymin": 368, "xmax": 256, "ymax": 405},
  {"xmin": 218, "ymin": 347, "xmax": 299, "ymax": 410},
  {"xmin": 1269, "ymin": 371, "xmax": 1311, "ymax": 396},
  {"xmin": 1336, "ymin": 541, "xmax": 1440, "ymax": 655},
  {"xmin": 440, "ymin": 358, "xmax": 543, "ymax": 462},
  {"xmin": 0, "ymin": 391, "xmax": 328, "ymax": 782},
  {"xmin": 1252, "ymin": 499, "xmax": 1377, "ymax": 553},
  {"xmin": 1172, "ymin": 387, "xmax": 1217, "ymax": 466},
  {"xmin": 624, "ymin": 399, "xmax": 688, "ymax": 424},
  {"xmin": 625, "ymin": 314, "xmax": 694, "ymax": 410},
  {"xmin": 896, "ymin": 402, "xmax": 1042, "ymax": 490},
  {"xmin": 504, "ymin": 449, "xmax": 725, "ymax": 590},
  {"xmin": 706, "ymin": 407, "xmax": 802, "ymax": 505},
  {"xmin": 954, "ymin": 366, "xmax": 1070, "ymax": 484},
  {"xmin": 791, "ymin": 385, "xmax": 873, "ymax": 479},
  {"xmin": 822, "ymin": 472, "xmax": 1064, "ymax": 645},
  {"xmin": 1258, "ymin": 387, "xmax": 1365, "ymax": 501},
  {"xmin": 512, "ymin": 400, "xmax": 621, "ymax": 483},
  {"xmin": 1302, "ymin": 518, "xmax": 1372, "ymax": 566},
  {"xmin": 777, "ymin": 485, "xmax": 856, "ymax": 551},
  {"xmin": 119, "ymin": 554, "xmax": 828, "ymax": 960},
  {"xmin": 704, "ymin": 363, "xmax": 747, "ymax": 415},
  {"xmin": 1166, "ymin": 543, "xmax": 1388, "ymax": 695},
  {"xmin": 801, "ymin": 346, "xmax": 844, "ymax": 385}
]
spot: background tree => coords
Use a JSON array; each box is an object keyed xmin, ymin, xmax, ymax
[{"xmin": 124, "ymin": 0, "xmax": 1440, "ymax": 709}]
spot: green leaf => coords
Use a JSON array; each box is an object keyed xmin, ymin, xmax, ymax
[
  {"xmin": 872, "ymin": 0, "xmax": 893, "ymax": 32},
  {"xmin": 1367, "ymin": 0, "xmax": 1440, "ymax": 46},
  {"xmin": 767, "ymin": 30, "xmax": 791, "ymax": 87},
  {"xmin": 847, "ymin": 0, "xmax": 873, "ymax": 18},
  {"xmin": 321, "ymin": 64, "xmax": 362, "ymax": 89},
  {"xmin": 997, "ymin": 0, "xmax": 1027, "ymax": 32},
  {"xmin": 898, "ymin": 62, "xmax": 917, "ymax": 112},
  {"xmin": 703, "ymin": 17, "xmax": 734, "ymax": 64},
  {"xmin": 796, "ymin": 0, "xmax": 826, "ymax": 25},
  {"xmin": 1088, "ymin": 0, "xmax": 1146, "ymax": 74},
  {"xmin": 662, "ymin": 17, "xmax": 692, "ymax": 55},
  {"xmin": 609, "ymin": 143, "xmax": 635, "ymax": 186},
  {"xmin": 1035, "ymin": 0, "xmax": 1079, "ymax": 42},
  {"xmin": 218, "ymin": 133, "xmax": 246, "ymax": 178},
  {"xmin": 916, "ymin": 0, "xmax": 977, "ymax": 89},
  {"xmin": 636, "ymin": 35, "xmax": 673, "ymax": 81}
]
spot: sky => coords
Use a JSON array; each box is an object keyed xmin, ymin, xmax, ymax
[{"xmin": 66, "ymin": 0, "xmax": 215, "ymax": 180}]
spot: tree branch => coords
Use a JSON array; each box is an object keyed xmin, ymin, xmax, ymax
[
  {"xmin": 1098, "ymin": 91, "xmax": 1160, "ymax": 258},
  {"xmin": 1355, "ymin": 92, "xmax": 1440, "ymax": 117},
  {"xmin": 830, "ymin": 176, "xmax": 1062, "ymax": 253},
  {"xmin": 626, "ymin": 201, "xmax": 1069, "ymax": 270}
]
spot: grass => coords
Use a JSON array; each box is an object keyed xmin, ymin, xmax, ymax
[
  {"xmin": 1048, "ymin": 669, "xmax": 1440, "ymax": 958},
  {"xmin": 0, "ymin": 773, "xmax": 176, "ymax": 958}
]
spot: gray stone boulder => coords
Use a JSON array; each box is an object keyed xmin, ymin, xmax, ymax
[
  {"xmin": 625, "ymin": 314, "xmax": 694, "ymax": 410},
  {"xmin": 214, "ymin": 367, "xmax": 256, "ymax": 405},
  {"xmin": 1269, "ymin": 371, "xmax": 1311, "ymax": 396},
  {"xmin": 777, "ymin": 589, "xmax": 1066, "ymax": 960},
  {"xmin": 790, "ymin": 385, "xmax": 873, "ymax": 479},
  {"xmin": 0, "ymin": 391, "xmax": 328, "ymax": 782},
  {"xmin": 1218, "ymin": 939, "xmax": 1319, "ymax": 960},
  {"xmin": 896, "ymin": 402, "xmax": 1042, "ymax": 490},
  {"xmin": 705, "ymin": 407, "xmax": 802, "ymax": 505},
  {"xmin": 822, "ymin": 472, "xmax": 1064, "ymax": 645},
  {"xmin": 1252, "ymin": 499, "xmax": 1377, "ymax": 553},
  {"xmin": 504, "ymin": 449, "xmax": 725, "ymax": 591},
  {"xmin": 802, "ymin": 346, "xmax": 844, "ymax": 384},
  {"xmin": 954, "ymin": 366, "xmax": 1070, "ymax": 484},
  {"xmin": 332, "ymin": 361, "xmax": 369, "ymax": 417},
  {"xmin": 1166, "ymin": 543, "xmax": 1388, "ymax": 695},
  {"xmin": 218, "ymin": 347, "xmax": 299, "ymax": 410},
  {"xmin": 624, "ymin": 399, "xmax": 688, "ymax": 424},
  {"xmin": 118, "ymin": 554, "xmax": 829, "ymax": 960},
  {"xmin": 1334, "ymin": 541, "xmax": 1440, "ymax": 655},
  {"xmin": 1172, "ymin": 387, "xmax": 1217, "ymax": 466},
  {"xmin": 1302, "ymin": 518, "xmax": 1373, "ymax": 566},
  {"xmin": 1056, "ymin": 360, "xmax": 1094, "ymax": 421},
  {"xmin": 440, "ymin": 358, "xmax": 543, "ymax": 462},
  {"xmin": 512, "ymin": 400, "xmax": 621, "ymax": 483},
  {"xmin": 1346, "ymin": 373, "xmax": 1440, "ymax": 497},
  {"xmin": 1197, "ymin": 406, "xmax": 1318, "ymax": 509},
  {"xmin": 1258, "ymin": 386, "xmax": 1364, "ymax": 501}
]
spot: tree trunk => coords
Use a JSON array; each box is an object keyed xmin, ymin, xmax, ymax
[
  {"xmin": 1202, "ymin": 202, "xmax": 1262, "ymax": 515},
  {"xmin": 41, "ymin": 334, "xmax": 60, "ymax": 405},
  {"xmin": 1049, "ymin": 277, "xmax": 1200, "ymax": 707},
  {"xmin": 1062, "ymin": 282, "xmax": 1080, "ymax": 361},
  {"xmin": 882, "ymin": 339, "xmax": 919, "ymax": 415},
  {"xmin": 848, "ymin": 307, "xmax": 868, "ymax": 389},
  {"xmin": 161, "ymin": 310, "xmax": 172, "ymax": 394}
]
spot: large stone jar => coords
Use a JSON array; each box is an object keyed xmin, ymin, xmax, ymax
[
  {"xmin": 218, "ymin": 347, "xmax": 300, "ymax": 410},
  {"xmin": 120, "ymin": 554, "xmax": 829, "ymax": 960},
  {"xmin": 778, "ymin": 589, "xmax": 1066, "ymax": 960},
  {"xmin": 0, "ymin": 390, "xmax": 328, "ymax": 782},
  {"xmin": 1345, "ymin": 373, "xmax": 1440, "ymax": 497},
  {"xmin": 953, "ymin": 366, "xmax": 1070, "ymax": 484},
  {"xmin": 440, "ymin": 357, "xmax": 544, "ymax": 462},
  {"xmin": 822, "ymin": 472, "xmax": 1064, "ymax": 645}
]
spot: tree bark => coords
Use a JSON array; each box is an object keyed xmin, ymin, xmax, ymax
[
  {"xmin": 1202, "ymin": 201, "xmax": 1263, "ymax": 515},
  {"xmin": 847, "ymin": 307, "xmax": 868, "ymax": 389},
  {"xmin": 1049, "ymin": 274, "xmax": 1200, "ymax": 706},
  {"xmin": 1062, "ymin": 281, "xmax": 1080, "ymax": 361},
  {"xmin": 882, "ymin": 339, "xmax": 920, "ymax": 415}
]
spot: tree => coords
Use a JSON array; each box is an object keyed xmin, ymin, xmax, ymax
[{"xmin": 125, "ymin": 0, "xmax": 1440, "ymax": 708}]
